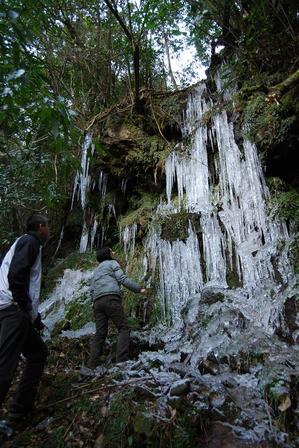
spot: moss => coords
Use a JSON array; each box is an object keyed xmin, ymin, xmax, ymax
[
  {"xmin": 103, "ymin": 387, "xmax": 135, "ymax": 446},
  {"xmin": 119, "ymin": 192, "xmax": 159, "ymax": 228},
  {"xmin": 157, "ymin": 89, "xmax": 189, "ymax": 123},
  {"xmin": 102, "ymin": 386, "xmax": 171, "ymax": 447},
  {"xmin": 63, "ymin": 294, "xmax": 93, "ymax": 330},
  {"xmin": 125, "ymin": 134, "xmax": 168, "ymax": 168},
  {"xmin": 47, "ymin": 426, "xmax": 67, "ymax": 448},
  {"xmin": 133, "ymin": 411, "xmax": 155, "ymax": 437},
  {"xmin": 69, "ymin": 394, "xmax": 100, "ymax": 416},
  {"xmin": 10, "ymin": 431, "xmax": 33, "ymax": 447},
  {"xmin": 160, "ymin": 211, "xmax": 189, "ymax": 241},
  {"xmin": 147, "ymin": 290, "xmax": 164, "ymax": 327},
  {"xmin": 269, "ymin": 187, "xmax": 299, "ymax": 225},
  {"xmin": 159, "ymin": 211, "xmax": 199, "ymax": 242},
  {"xmin": 173, "ymin": 408, "xmax": 208, "ymax": 448},
  {"xmin": 243, "ymin": 92, "xmax": 297, "ymax": 149},
  {"xmin": 290, "ymin": 237, "xmax": 299, "ymax": 277}
]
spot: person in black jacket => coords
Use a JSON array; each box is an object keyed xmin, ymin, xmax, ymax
[{"xmin": 0, "ymin": 214, "xmax": 49, "ymax": 420}]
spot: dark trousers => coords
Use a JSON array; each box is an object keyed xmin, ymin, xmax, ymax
[
  {"xmin": 88, "ymin": 295, "xmax": 129, "ymax": 368},
  {"xmin": 0, "ymin": 305, "xmax": 48, "ymax": 411}
]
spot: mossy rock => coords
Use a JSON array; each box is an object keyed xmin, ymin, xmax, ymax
[
  {"xmin": 243, "ymin": 91, "xmax": 297, "ymax": 149},
  {"xmin": 160, "ymin": 211, "xmax": 199, "ymax": 242}
]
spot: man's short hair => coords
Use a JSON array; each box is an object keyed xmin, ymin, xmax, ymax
[
  {"xmin": 26, "ymin": 214, "xmax": 48, "ymax": 232},
  {"xmin": 96, "ymin": 247, "xmax": 112, "ymax": 263}
]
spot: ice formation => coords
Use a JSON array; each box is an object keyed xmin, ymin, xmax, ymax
[{"xmin": 147, "ymin": 80, "xmax": 293, "ymax": 325}]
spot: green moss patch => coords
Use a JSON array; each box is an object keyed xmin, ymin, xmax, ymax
[
  {"xmin": 243, "ymin": 92, "xmax": 297, "ymax": 149},
  {"xmin": 63, "ymin": 295, "xmax": 93, "ymax": 331},
  {"xmin": 119, "ymin": 192, "xmax": 159, "ymax": 228}
]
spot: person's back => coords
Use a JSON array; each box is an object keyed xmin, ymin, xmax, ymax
[
  {"xmin": 91, "ymin": 259, "xmax": 141, "ymax": 301},
  {"xmin": 87, "ymin": 247, "xmax": 147, "ymax": 369}
]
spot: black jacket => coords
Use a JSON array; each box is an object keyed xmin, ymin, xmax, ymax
[{"xmin": 0, "ymin": 232, "xmax": 42, "ymax": 312}]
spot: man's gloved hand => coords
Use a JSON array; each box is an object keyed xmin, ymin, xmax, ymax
[{"xmin": 33, "ymin": 313, "xmax": 45, "ymax": 331}]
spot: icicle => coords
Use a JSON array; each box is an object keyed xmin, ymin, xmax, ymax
[
  {"xmin": 201, "ymin": 213, "xmax": 227, "ymax": 287},
  {"xmin": 165, "ymin": 128, "xmax": 210, "ymax": 213},
  {"xmin": 79, "ymin": 133, "xmax": 93, "ymax": 210},
  {"xmin": 122, "ymin": 223, "xmax": 137, "ymax": 263},
  {"xmin": 90, "ymin": 219, "xmax": 98, "ymax": 251},
  {"xmin": 107, "ymin": 203, "xmax": 116, "ymax": 219},
  {"xmin": 121, "ymin": 178, "xmax": 127, "ymax": 195},
  {"xmin": 52, "ymin": 225, "xmax": 65, "ymax": 259},
  {"xmin": 79, "ymin": 223, "xmax": 89, "ymax": 253},
  {"xmin": 98, "ymin": 171, "xmax": 108, "ymax": 199},
  {"xmin": 71, "ymin": 173, "xmax": 79, "ymax": 211},
  {"xmin": 71, "ymin": 134, "xmax": 95, "ymax": 253},
  {"xmin": 146, "ymin": 224, "xmax": 202, "ymax": 324}
]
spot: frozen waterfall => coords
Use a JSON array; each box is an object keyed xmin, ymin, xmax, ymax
[{"xmin": 147, "ymin": 81, "xmax": 293, "ymax": 325}]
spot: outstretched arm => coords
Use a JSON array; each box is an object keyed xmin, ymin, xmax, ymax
[{"xmin": 111, "ymin": 261, "xmax": 142, "ymax": 293}]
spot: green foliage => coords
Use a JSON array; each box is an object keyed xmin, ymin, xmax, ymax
[
  {"xmin": 0, "ymin": 1, "xmax": 81, "ymax": 242},
  {"xmin": 63, "ymin": 294, "xmax": 93, "ymax": 330},
  {"xmin": 243, "ymin": 93, "xmax": 296, "ymax": 148},
  {"xmin": 69, "ymin": 394, "xmax": 99, "ymax": 416},
  {"xmin": 48, "ymin": 426, "xmax": 67, "ymax": 448},
  {"xmin": 103, "ymin": 387, "xmax": 135, "ymax": 446},
  {"xmin": 119, "ymin": 192, "xmax": 159, "ymax": 228},
  {"xmin": 267, "ymin": 180, "xmax": 299, "ymax": 224},
  {"xmin": 290, "ymin": 237, "xmax": 299, "ymax": 276},
  {"xmin": 188, "ymin": 3, "xmax": 222, "ymax": 66}
]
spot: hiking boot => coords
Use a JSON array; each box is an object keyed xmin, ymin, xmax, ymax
[{"xmin": 79, "ymin": 365, "xmax": 106, "ymax": 380}]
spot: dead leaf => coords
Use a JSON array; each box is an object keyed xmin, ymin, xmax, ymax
[
  {"xmin": 101, "ymin": 405, "xmax": 108, "ymax": 417},
  {"xmin": 278, "ymin": 394, "xmax": 291, "ymax": 412}
]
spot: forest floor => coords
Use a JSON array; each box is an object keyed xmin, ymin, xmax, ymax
[{"xmin": 1, "ymin": 327, "xmax": 299, "ymax": 448}]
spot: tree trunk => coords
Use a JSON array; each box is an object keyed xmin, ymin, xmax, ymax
[
  {"xmin": 269, "ymin": 68, "xmax": 299, "ymax": 96},
  {"xmin": 106, "ymin": 17, "xmax": 112, "ymax": 103},
  {"xmin": 164, "ymin": 32, "xmax": 178, "ymax": 90},
  {"xmin": 133, "ymin": 44, "xmax": 141, "ymax": 110}
]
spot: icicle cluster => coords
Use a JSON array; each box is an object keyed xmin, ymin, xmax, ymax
[
  {"xmin": 121, "ymin": 223, "xmax": 137, "ymax": 264},
  {"xmin": 71, "ymin": 133, "xmax": 94, "ymax": 210},
  {"xmin": 147, "ymin": 79, "xmax": 292, "ymax": 324},
  {"xmin": 98, "ymin": 171, "xmax": 108, "ymax": 199},
  {"xmin": 70, "ymin": 134, "xmax": 112, "ymax": 253},
  {"xmin": 147, "ymin": 224, "xmax": 202, "ymax": 323}
]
